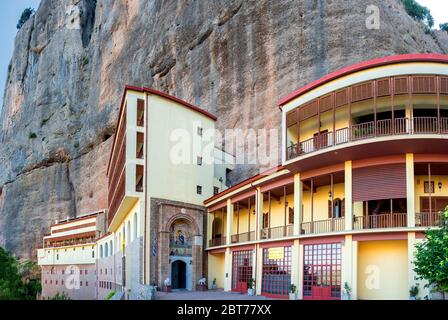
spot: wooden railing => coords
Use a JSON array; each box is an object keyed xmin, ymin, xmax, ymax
[
  {"xmin": 287, "ymin": 117, "xmax": 448, "ymax": 160},
  {"xmin": 231, "ymin": 231, "xmax": 256, "ymax": 243},
  {"xmin": 300, "ymin": 218, "xmax": 345, "ymax": 235},
  {"xmin": 353, "ymin": 213, "xmax": 407, "ymax": 230},
  {"xmin": 260, "ymin": 225, "xmax": 294, "ymax": 240},
  {"xmin": 209, "ymin": 237, "xmax": 226, "ymax": 247},
  {"xmin": 415, "ymin": 212, "xmax": 444, "ymax": 227}
]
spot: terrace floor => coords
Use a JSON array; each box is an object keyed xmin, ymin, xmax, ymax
[{"xmin": 155, "ymin": 289, "xmax": 276, "ymax": 300}]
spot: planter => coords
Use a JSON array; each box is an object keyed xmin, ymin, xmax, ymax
[
  {"xmin": 196, "ymin": 284, "xmax": 208, "ymax": 291},
  {"xmin": 341, "ymin": 292, "xmax": 351, "ymax": 300},
  {"xmin": 163, "ymin": 285, "xmax": 172, "ymax": 293},
  {"xmin": 247, "ymin": 288, "xmax": 255, "ymax": 296},
  {"xmin": 289, "ymin": 293, "xmax": 297, "ymax": 300}
]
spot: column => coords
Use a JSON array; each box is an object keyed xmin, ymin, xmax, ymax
[
  {"xmin": 297, "ymin": 243, "xmax": 304, "ymax": 299},
  {"xmin": 223, "ymin": 248, "xmax": 232, "ymax": 291},
  {"xmin": 345, "ymin": 161, "xmax": 353, "ymax": 231},
  {"xmin": 256, "ymin": 187, "xmax": 263, "ymax": 241},
  {"xmin": 341, "ymin": 234, "xmax": 357, "ymax": 300},
  {"xmin": 255, "ymin": 244, "xmax": 263, "ymax": 296},
  {"xmin": 291, "ymin": 240, "xmax": 300, "ymax": 299},
  {"xmin": 226, "ymin": 199, "xmax": 233, "ymax": 245},
  {"xmin": 294, "ymin": 173, "xmax": 303, "ymax": 235},
  {"xmin": 406, "ymin": 154, "xmax": 415, "ymax": 228}
]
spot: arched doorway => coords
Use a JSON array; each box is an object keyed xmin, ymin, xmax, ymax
[{"xmin": 171, "ymin": 260, "xmax": 187, "ymax": 289}]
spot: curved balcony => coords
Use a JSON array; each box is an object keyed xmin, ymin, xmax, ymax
[
  {"xmin": 285, "ymin": 73, "xmax": 448, "ymax": 169},
  {"xmin": 287, "ymin": 117, "xmax": 448, "ymax": 160}
]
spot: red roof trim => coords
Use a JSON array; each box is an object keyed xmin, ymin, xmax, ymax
[
  {"xmin": 279, "ymin": 53, "xmax": 448, "ymax": 107},
  {"xmin": 107, "ymin": 85, "xmax": 217, "ymax": 175},
  {"xmin": 203, "ymin": 165, "xmax": 285, "ymax": 205}
]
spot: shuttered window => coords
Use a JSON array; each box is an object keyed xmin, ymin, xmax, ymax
[
  {"xmin": 335, "ymin": 89, "xmax": 348, "ymax": 107},
  {"xmin": 376, "ymin": 78, "xmax": 391, "ymax": 97},
  {"xmin": 319, "ymin": 94, "xmax": 333, "ymax": 113},
  {"xmin": 440, "ymin": 77, "xmax": 448, "ymax": 94},
  {"xmin": 394, "ymin": 77, "xmax": 408, "ymax": 95},
  {"xmin": 300, "ymin": 100, "xmax": 318, "ymax": 120},
  {"xmin": 353, "ymin": 164, "xmax": 406, "ymax": 202},
  {"xmin": 412, "ymin": 76, "xmax": 436, "ymax": 94},
  {"xmin": 351, "ymin": 82, "xmax": 373, "ymax": 103}
]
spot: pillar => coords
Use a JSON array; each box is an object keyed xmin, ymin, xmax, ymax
[
  {"xmin": 406, "ymin": 154, "xmax": 415, "ymax": 228},
  {"xmin": 256, "ymin": 187, "xmax": 263, "ymax": 241},
  {"xmin": 223, "ymin": 248, "xmax": 232, "ymax": 291},
  {"xmin": 293, "ymin": 173, "xmax": 303, "ymax": 235},
  {"xmin": 291, "ymin": 240, "xmax": 300, "ymax": 298},
  {"xmin": 345, "ymin": 161, "xmax": 353, "ymax": 231},
  {"xmin": 341, "ymin": 235, "xmax": 357, "ymax": 300},
  {"xmin": 255, "ymin": 244, "xmax": 263, "ymax": 295},
  {"xmin": 226, "ymin": 199, "xmax": 233, "ymax": 245},
  {"xmin": 297, "ymin": 243, "xmax": 304, "ymax": 299}
]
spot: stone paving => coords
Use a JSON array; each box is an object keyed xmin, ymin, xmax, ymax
[{"xmin": 156, "ymin": 289, "xmax": 278, "ymax": 300}]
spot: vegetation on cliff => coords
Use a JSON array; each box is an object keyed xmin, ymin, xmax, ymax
[
  {"xmin": 0, "ymin": 247, "xmax": 41, "ymax": 300},
  {"xmin": 16, "ymin": 8, "xmax": 35, "ymax": 30}
]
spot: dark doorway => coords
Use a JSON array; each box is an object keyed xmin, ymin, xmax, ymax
[{"xmin": 171, "ymin": 260, "xmax": 186, "ymax": 289}]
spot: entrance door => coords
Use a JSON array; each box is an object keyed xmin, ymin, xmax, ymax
[
  {"xmin": 232, "ymin": 250, "xmax": 253, "ymax": 293},
  {"xmin": 303, "ymin": 243, "xmax": 341, "ymax": 300},
  {"xmin": 171, "ymin": 260, "xmax": 186, "ymax": 289}
]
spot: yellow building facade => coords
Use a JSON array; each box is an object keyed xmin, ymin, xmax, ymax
[{"xmin": 206, "ymin": 54, "xmax": 448, "ymax": 300}]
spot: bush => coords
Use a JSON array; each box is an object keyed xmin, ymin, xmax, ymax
[
  {"xmin": 17, "ymin": 8, "xmax": 35, "ymax": 30},
  {"xmin": 400, "ymin": 0, "xmax": 434, "ymax": 29},
  {"xmin": 105, "ymin": 291, "xmax": 116, "ymax": 300},
  {"xmin": 50, "ymin": 292, "xmax": 70, "ymax": 300}
]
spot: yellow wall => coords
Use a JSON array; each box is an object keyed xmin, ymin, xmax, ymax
[
  {"xmin": 232, "ymin": 205, "xmax": 256, "ymax": 233},
  {"xmin": 357, "ymin": 240, "xmax": 408, "ymax": 300},
  {"xmin": 261, "ymin": 193, "xmax": 294, "ymax": 228},
  {"xmin": 302, "ymin": 183, "xmax": 345, "ymax": 222},
  {"xmin": 208, "ymin": 252, "xmax": 225, "ymax": 289},
  {"xmin": 147, "ymin": 94, "xmax": 216, "ymax": 206},
  {"xmin": 414, "ymin": 175, "xmax": 448, "ymax": 212}
]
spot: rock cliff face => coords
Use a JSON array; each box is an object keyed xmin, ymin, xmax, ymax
[{"xmin": 1, "ymin": 0, "xmax": 447, "ymax": 259}]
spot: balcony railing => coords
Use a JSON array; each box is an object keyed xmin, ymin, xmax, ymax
[
  {"xmin": 209, "ymin": 237, "xmax": 226, "ymax": 247},
  {"xmin": 231, "ymin": 231, "xmax": 255, "ymax": 244},
  {"xmin": 300, "ymin": 218, "xmax": 345, "ymax": 235},
  {"xmin": 415, "ymin": 212, "xmax": 444, "ymax": 227},
  {"xmin": 260, "ymin": 225, "xmax": 294, "ymax": 240},
  {"xmin": 287, "ymin": 117, "xmax": 448, "ymax": 160},
  {"xmin": 353, "ymin": 213, "xmax": 407, "ymax": 230}
]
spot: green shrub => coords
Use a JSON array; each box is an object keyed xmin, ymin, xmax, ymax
[
  {"xmin": 105, "ymin": 291, "xmax": 116, "ymax": 300},
  {"xmin": 400, "ymin": 0, "xmax": 434, "ymax": 29},
  {"xmin": 50, "ymin": 292, "xmax": 70, "ymax": 300},
  {"xmin": 17, "ymin": 8, "xmax": 35, "ymax": 30},
  {"xmin": 440, "ymin": 23, "xmax": 448, "ymax": 33}
]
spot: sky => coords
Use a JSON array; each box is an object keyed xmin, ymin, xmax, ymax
[{"xmin": 0, "ymin": 1, "xmax": 447, "ymax": 110}]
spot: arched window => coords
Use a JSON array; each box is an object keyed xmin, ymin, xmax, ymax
[
  {"xmin": 109, "ymin": 240, "xmax": 113, "ymax": 256},
  {"xmin": 99, "ymin": 245, "xmax": 103, "ymax": 258},
  {"xmin": 133, "ymin": 213, "xmax": 138, "ymax": 240},
  {"xmin": 127, "ymin": 221, "xmax": 131, "ymax": 244},
  {"xmin": 105, "ymin": 243, "xmax": 108, "ymax": 257}
]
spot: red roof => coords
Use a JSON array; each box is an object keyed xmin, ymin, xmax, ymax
[
  {"xmin": 107, "ymin": 85, "xmax": 217, "ymax": 175},
  {"xmin": 279, "ymin": 53, "xmax": 448, "ymax": 107},
  {"xmin": 203, "ymin": 165, "xmax": 285, "ymax": 205}
]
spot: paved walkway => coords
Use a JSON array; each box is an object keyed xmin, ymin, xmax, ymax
[{"xmin": 156, "ymin": 289, "xmax": 277, "ymax": 300}]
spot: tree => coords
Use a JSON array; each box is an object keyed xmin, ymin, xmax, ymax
[
  {"xmin": 0, "ymin": 247, "xmax": 41, "ymax": 300},
  {"xmin": 413, "ymin": 208, "xmax": 448, "ymax": 299},
  {"xmin": 400, "ymin": 0, "xmax": 434, "ymax": 29},
  {"xmin": 440, "ymin": 23, "xmax": 448, "ymax": 33},
  {"xmin": 50, "ymin": 292, "xmax": 70, "ymax": 300},
  {"xmin": 16, "ymin": 8, "xmax": 35, "ymax": 30}
]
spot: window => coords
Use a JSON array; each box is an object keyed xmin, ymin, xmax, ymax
[
  {"xmin": 197, "ymin": 185, "xmax": 202, "ymax": 195},
  {"xmin": 55, "ymin": 280, "xmax": 58, "ymax": 285},
  {"xmin": 86, "ymin": 281, "xmax": 88, "ymax": 287},
  {"xmin": 85, "ymin": 270, "xmax": 88, "ymax": 275},
  {"xmin": 80, "ymin": 281, "xmax": 83, "ymax": 287},
  {"xmin": 197, "ymin": 156, "xmax": 203, "ymax": 166},
  {"xmin": 56, "ymin": 254, "xmax": 59, "ymax": 260},
  {"xmin": 92, "ymin": 251, "xmax": 95, "ymax": 258},
  {"xmin": 61, "ymin": 280, "xmax": 64, "ymax": 285},
  {"xmin": 288, "ymin": 208, "xmax": 294, "ymax": 225},
  {"xmin": 80, "ymin": 270, "xmax": 83, "ymax": 275},
  {"xmin": 45, "ymin": 280, "xmax": 47, "ymax": 284},
  {"xmin": 62, "ymin": 270, "xmax": 65, "ymax": 275},
  {"xmin": 424, "ymin": 181, "xmax": 435, "ymax": 193},
  {"xmin": 197, "ymin": 127, "xmax": 203, "ymax": 136},
  {"xmin": 213, "ymin": 187, "xmax": 219, "ymax": 195},
  {"xmin": 262, "ymin": 212, "xmax": 269, "ymax": 229}
]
